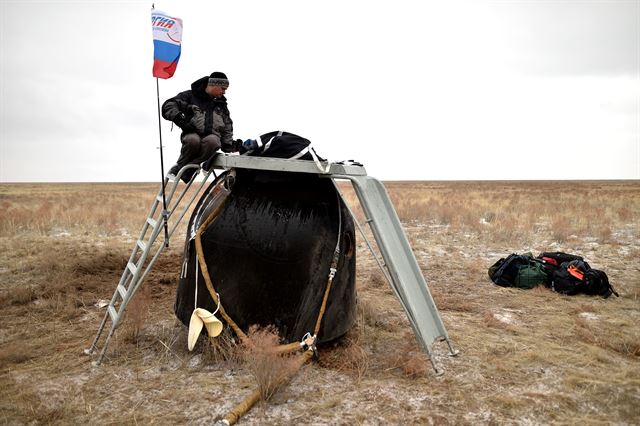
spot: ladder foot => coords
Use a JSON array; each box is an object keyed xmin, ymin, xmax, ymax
[
  {"xmin": 430, "ymin": 357, "xmax": 445, "ymax": 376},
  {"xmin": 83, "ymin": 348, "xmax": 94, "ymax": 356},
  {"xmin": 446, "ymin": 339, "xmax": 459, "ymax": 356}
]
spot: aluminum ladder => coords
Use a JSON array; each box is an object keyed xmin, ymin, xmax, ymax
[{"xmin": 84, "ymin": 164, "xmax": 214, "ymax": 365}]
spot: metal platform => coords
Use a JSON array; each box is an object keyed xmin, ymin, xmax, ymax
[{"xmin": 209, "ymin": 154, "xmax": 367, "ymax": 176}]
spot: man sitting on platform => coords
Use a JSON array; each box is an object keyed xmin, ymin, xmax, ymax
[{"xmin": 161, "ymin": 71, "xmax": 241, "ymax": 181}]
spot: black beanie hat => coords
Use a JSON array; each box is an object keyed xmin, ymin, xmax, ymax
[{"xmin": 208, "ymin": 72, "xmax": 229, "ymax": 88}]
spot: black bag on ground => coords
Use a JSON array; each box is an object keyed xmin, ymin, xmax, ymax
[
  {"xmin": 550, "ymin": 262, "xmax": 585, "ymax": 295},
  {"xmin": 550, "ymin": 258, "xmax": 618, "ymax": 298},
  {"xmin": 537, "ymin": 252, "xmax": 585, "ymax": 284},
  {"xmin": 583, "ymin": 269, "xmax": 619, "ymax": 298},
  {"xmin": 538, "ymin": 251, "xmax": 584, "ymax": 267},
  {"xmin": 488, "ymin": 253, "xmax": 548, "ymax": 289}
]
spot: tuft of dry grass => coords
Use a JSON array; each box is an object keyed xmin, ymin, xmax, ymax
[
  {"xmin": 0, "ymin": 285, "xmax": 38, "ymax": 305},
  {"xmin": 432, "ymin": 290, "xmax": 478, "ymax": 313},
  {"xmin": 339, "ymin": 339, "xmax": 369, "ymax": 380},
  {"xmin": 202, "ymin": 326, "xmax": 239, "ymax": 366},
  {"xmin": 122, "ymin": 285, "xmax": 151, "ymax": 344},
  {"xmin": 595, "ymin": 220, "xmax": 613, "ymax": 243},
  {"xmin": 574, "ymin": 316, "xmax": 640, "ymax": 357},
  {"xmin": 239, "ymin": 325, "xmax": 301, "ymax": 401},
  {"xmin": 381, "ymin": 332, "xmax": 431, "ymax": 379},
  {"xmin": 367, "ymin": 269, "xmax": 387, "ymax": 288},
  {"xmin": 0, "ymin": 342, "xmax": 34, "ymax": 365},
  {"xmin": 391, "ymin": 332, "xmax": 430, "ymax": 378},
  {"xmin": 319, "ymin": 324, "xmax": 370, "ymax": 382},
  {"xmin": 550, "ymin": 216, "xmax": 572, "ymax": 243}
]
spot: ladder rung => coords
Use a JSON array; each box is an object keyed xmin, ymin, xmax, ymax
[
  {"xmin": 147, "ymin": 217, "xmax": 157, "ymax": 228},
  {"xmin": 107, "ymin": 305, "xmax": 118, "ymax": 322},
  {"xmin": 116, "ymin": 284, "xmax": 127, "ymax": 299},
  {"xmin": 127, "ymin": 262, "xmax": 138, "ymax": 276},
  {"xmin": 137, "ymin": 240, "xmax": 146, "ymax": 251}
]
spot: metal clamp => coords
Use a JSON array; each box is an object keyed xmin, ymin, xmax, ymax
[
  {"xmin": 336, "ymin": 159, "xmax": 363, "ymax": 167},
  {"xmin": 328, "ymin": 267, "xmax": 337, "ymax": 280},
  {"xmin": 299, "ymin": 332, "xmax": 318, "ymax": 359}
]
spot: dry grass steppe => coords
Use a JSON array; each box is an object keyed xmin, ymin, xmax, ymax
[{"xmin": 0, "ymin": 180, "xmax": 638, "ymax": 425}]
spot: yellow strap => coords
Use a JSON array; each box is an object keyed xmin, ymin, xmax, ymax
[
  {"xmin": 194, "ymin": 198, "xmax": 248, "ymax": 342},
  {"xmin": 314, "ymin": 271, "xmax": 335, "ymax": 336}
]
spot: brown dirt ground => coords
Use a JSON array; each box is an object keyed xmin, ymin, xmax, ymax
[{"xmin": 0, "ymin": 180, "xmax": 638, "ymax": 425}]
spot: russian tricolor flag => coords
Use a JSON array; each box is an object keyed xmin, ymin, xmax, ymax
[{"xmin": 151, "ymin": 9, "xmax": 183, "ymax": 79}]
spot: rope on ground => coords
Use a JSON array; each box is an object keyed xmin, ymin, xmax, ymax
[{"xmin": 219, "ymin": 349, "xmax": 315, "ymax": 426}]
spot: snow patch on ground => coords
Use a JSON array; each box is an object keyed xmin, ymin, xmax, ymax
[
  {"xmin": 49, "ymin": 228, "xmax": 71, "ymax": 237},
  {"xmin": 493, "ymin": 309, "xmax": 522, "ymax": 325},
  {"xmin": 188, "ymin": 354, "xmax": 203, "ymax": 369},
  {"xmin": 579, "ymin": 312, "xmax": 599, "ymax": 321},
  {"xmin": 465, "ymin": 409, "xmax": 497, "ymax": 424},
  {"xmin": 94, "ymin": 299, "xmax": 109, "ymax": 308},
  {"xmin": 617, "ymin": 246, "xmax": 631, "ymax": 256}
]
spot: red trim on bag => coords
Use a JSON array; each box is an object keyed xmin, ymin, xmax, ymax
[
  {"xmin": 568, "ymin": 265, "xmax": 584, "ymax": 280},
  {"xmin": 542, "ymin": 257, "xmax": 558, "ymax": 265}
]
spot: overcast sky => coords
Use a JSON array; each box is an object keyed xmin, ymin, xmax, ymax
[{"xmin": 1, "ymin": 0, "xmax": 638, "ymax": 182}]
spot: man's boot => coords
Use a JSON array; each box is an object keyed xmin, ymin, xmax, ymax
[
  {"xmin": 168, "ymin": 164, "xmax": 181, "ymax": 177},
  {"xmin": 180, "ymin": 166, "xmax": 198, "ymax": 183}
]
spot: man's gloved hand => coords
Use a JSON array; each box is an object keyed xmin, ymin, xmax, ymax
[
  {"xmin": 186, "ymin": 105, "xmax": 204, "ymax": 133},
  {"xmin": 174, "ymin": 112, "xmax": 189, "ymax": 128},
  {"xmin": 222, "ymin": 139, "xmax": 242, "ymax": 153},
  {"xmin": 174, "ymin": 105, "xmax": 198, "ymax": 130},
  {"xmin": 230, "ymin": 139, "xmax": 243, "ymax": 152}
]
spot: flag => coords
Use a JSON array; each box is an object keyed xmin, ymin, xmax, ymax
[{"xmin": 151, "ymin": 9, "xmax": 183, "ymax": 79}]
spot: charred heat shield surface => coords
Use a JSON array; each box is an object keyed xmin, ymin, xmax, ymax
[{"xmin": 175, "ymin": 169, "xmax": 356, "ymax": 344}]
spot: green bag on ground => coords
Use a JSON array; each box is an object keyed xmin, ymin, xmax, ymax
[{"xmin": 514, "ymin": 262, "xmax": 547, "ymax": 289}]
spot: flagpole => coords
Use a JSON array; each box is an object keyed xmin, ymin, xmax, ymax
[{"xmin": 156, "ymin": 77, "xmax": 170, "ymax": 248}]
